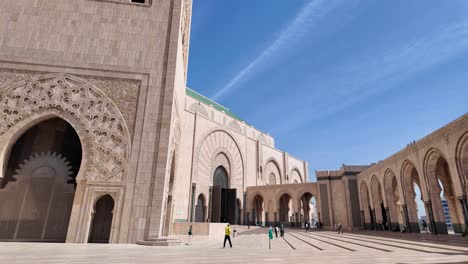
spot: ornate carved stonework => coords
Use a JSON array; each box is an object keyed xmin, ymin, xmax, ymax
[
  {"xmin": 0, "ymin": 69, "xmax": 140, "ymax": 136},
  {"xmin": 86, "ymin": 77, "xmax": 139, "ymax": 136},
  {"xmin": 181, "ymin": 0, "xmax": 192, "ymax": 75},
  {"xmin": 0, "ymin": 73, "xmax": 131, "ymax": 182}
]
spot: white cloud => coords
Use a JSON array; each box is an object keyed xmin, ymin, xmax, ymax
[{"xmin": 212, "ymin": 0, "xmax": 346, "ymax": 101}]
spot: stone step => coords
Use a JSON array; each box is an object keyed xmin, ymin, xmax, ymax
[{"xmin": 136, "ymin": 237, "xmax": 183, "ymax": 246}]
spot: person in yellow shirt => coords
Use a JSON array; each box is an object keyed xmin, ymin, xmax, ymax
[{"xmin": 223, "ymin": 224, "xmax": 232, "ymax": 248}]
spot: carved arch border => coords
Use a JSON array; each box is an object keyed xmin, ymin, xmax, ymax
[
  {"xmin": 0, "ymin": 108, "xmax": 90, "ymax": 182},
  {"xmin": 264, "ymin": 157, "xmax": 282, "ymax": 185},
  {"xmin": 192, "ymin": 128, "xmax": 245, "ymax": 185},
  {"xmin": 289, "ymin": 166, "xmax": 303, "ymax": 183},
  {"xmin": 276, "ymin": 189, "xmax": 297, "ymax": 211},
  {"xmin": 359, "ymin": 180, "xmax": 371, "ymax": 210},
  {"xmin": 400, "ymin": 160, "xmax": 428, "ymax": 202},
  {"xmin": 0, "ymin": 73, "xmax": 131, "ymax": 182},
  {"xmin": 455, "ymin": 131, "xmax": 468, "ymax": 191}
]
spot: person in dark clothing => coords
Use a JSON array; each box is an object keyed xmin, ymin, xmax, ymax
[
  {"xmin": 274, "ymin": 226, "xmax": 278, "ymax": 238},
  {"xmin": 422, "ymin": 220, "xmax": 428, "ymax": 233},
  {"xmin": 280, "ymin": 224, "xmax": 284, "ymax": 237},
  {"xmin": 337, "ymin": 223, "xmax": 343, "ymax": 234}
]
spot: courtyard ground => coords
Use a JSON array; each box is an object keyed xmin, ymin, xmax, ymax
[{"xmin": 1, "ymin": 228, "xmax": 468, "ymax": 264}]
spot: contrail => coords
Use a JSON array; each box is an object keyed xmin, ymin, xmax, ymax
[{"xmin": 212, "ymin": 0, "xmax": 345, "ymax": 101}]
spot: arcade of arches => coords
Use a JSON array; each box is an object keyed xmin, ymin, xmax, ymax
[
  {"xmin": 358, "ymin": 115, "xmax": 468, "ymax": 235},
  {"xmin": 245, "ymin": 183, "xmax": 319, "ymax": 227}
]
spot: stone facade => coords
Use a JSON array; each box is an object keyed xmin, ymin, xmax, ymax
[
  {"xmin": 0, "ymin": 0, "xmax": 191, "ymax": 243},
  {"xmin": 356, "ymin": 114, "xmax": 468, "ymax": 234},
  {"xmin": 0, "ymin": 0, "xmax": 309, "ymax": 244}
]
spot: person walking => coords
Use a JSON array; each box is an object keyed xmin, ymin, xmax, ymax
[
  {"xmin": 223, "ymin": 224, "xmax": 232, "ymax": 248},
  {"xmin": 337, "ymin": 223, "xmax": 343, "ymax": 234},
  {"xmin": 422, "ymin": 220, "xmax": 428, "ymax": 233},
  {"xmin": 233, "ymin": 226, "xmax": 237, "ymax": 238},
  {"xmin": 186, "ymin": 225, "xmax": 193, "ymax": 245},
  {"xmin": 280, "ymin": 224, "xmax": 284, "ymax": 237},
  {"xmin": 274, "ymin": 226, "xmax": 278, "ymax": 238}
]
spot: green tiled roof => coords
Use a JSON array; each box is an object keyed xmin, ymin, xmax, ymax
[{"xmin": 186, "ymin": 87, "xmax": 249, "ymax": 124}]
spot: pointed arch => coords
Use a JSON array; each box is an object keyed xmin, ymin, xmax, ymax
[{"xmin": 0, "ymin": 73, "xmax": 131, "ymax": 182}]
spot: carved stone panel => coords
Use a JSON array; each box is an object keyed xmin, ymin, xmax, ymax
[{"xmin": 0, "ymin": 72, "xmax": 132, "ymax": 182}]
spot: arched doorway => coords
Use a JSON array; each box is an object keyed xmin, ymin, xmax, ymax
[
  {"xmin": 371, "ymin": 177, "xmax": 387, "ymax": 230},
  {"xmin": 279, "ymin": 193, "xmax": 293, "ymax": 225},
  {"xmin": 360, "ymin": 182, "xmax": 373, "ymax": 229},
  {"xmin": 195, "ymin": 194, "xmax": 206, "ymax": 222},
  {"xmin": 401, "ymin": 162, "xmax": 427, "ymax": 233},
  {"xmin": 211, "ymin": 166, "xmax": 236, "ymax": 223},
  {"xmin": 384, "ymin": 171, "xmax": 403, "ymax": 231},
  {"xmin": 426, "ymin": 151, "xmax": 463, "ymax": 234},
  {"xmin": 300, "ymin": 192, "xmax": 316, "ymax": 228},
  {"xmin": 252, "ymin": 195, "xmax": 264, "ymax": 226},
  {"xmin": 0, "ymin": 118, "xmax": 82, "ymax": 242},
  {"xmin": 88, "ymin": 195, "xmax": 114, "ymax": 243}
]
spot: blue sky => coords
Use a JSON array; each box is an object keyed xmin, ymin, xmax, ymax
[{"xmin": 187, "ymin": 0, "xmax": 468, "ymax": 186}]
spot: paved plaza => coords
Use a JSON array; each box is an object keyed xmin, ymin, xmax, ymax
[{"xmin": 1, "ymin": 229, "xmax": 468, "ymax": 264}]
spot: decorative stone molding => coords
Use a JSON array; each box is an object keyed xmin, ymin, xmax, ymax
[
  {"xmin": 0, "ymin": 73, "xmax": 131, "ymax": 182},
  {"xmin": 0, "ymin": 69, "xmax": 140, "ymax": 137},
  {"xmin": 181, "ymin": 0, "xmax": 192, "ymax": 75},
  {"xmin": 263, "ymin": 160, "xmax": 281, "ymax": 185},
  {"xmin": 194, "ymin": 130, "xmax": 244, "ymax": 194}
]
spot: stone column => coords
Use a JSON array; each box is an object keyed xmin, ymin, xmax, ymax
[
  {"xmin": 448, "ymin": 196, "xmax": 464, "ymax": 233},
  {"xmin": 371, "ymin": 209, "xmax": 376, "ymax": 230},
  {"xmin": 402, "ymin": 204, "xmax": 410, "ymax": 232},
  {"xmin": 425, "ymin": 200, "xmax": 437, "ymax": 234},
  {"xmin": 459, "ymin": 197, "xmax": 468, "ymax": 233},
  {"xmin": 406, "ymin": 198, "xmax": 419, "ymax": 233},
  {"xmin": 384, "ymin": 207, "xmax": 391, "ymax": 231},
  {"xmin": 360, "ymin": 210, "xmax": 365, "ymax": 229},
  {"xmin": 429, "ymin": 193, "xmax": 448, "ymax": 234},
  {"xmin": 295, "ymin": 212, "xmax": 300, "ymax": 227}
]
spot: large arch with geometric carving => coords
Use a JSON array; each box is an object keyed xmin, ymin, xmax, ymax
[{"xmin": 0, "ymin": 74, "xmax": 131, "ymax": 243}]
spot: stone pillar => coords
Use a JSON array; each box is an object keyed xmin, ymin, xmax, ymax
[
  {"xmin": 406, "ymin": 198, "xmax": 420, "ymax": 233},
  {"xmin": 448, "ymin": 197, "xmax": 464, "ymax": 234},
  {"xmin": 360, "ymin": 211, "xmax": 365, "ymax": 229},
  {"xmin": 402, "ymin": 204, "xmax": 410, "ymax": 232},
  {"xmin": 459, "ymin": 197, "xmax": 468, "ymax": 233},
  {"xmin": 425, "ymin": 200, "xmax": 437, "ymax": 234},
  {"xmin": 295, "ymin": 212, "xmax": 300, "ymax": 228},
  {"xmin": 252, "ymin": 208, "xmax": 256, "ymax": 225},
  {"xmin": 208, "ymin": 187, "xmax": 213, "ymax": 222},
  {"xmin": 371, "ymin": 209, "xmax": 376, "ymax": 230},
  {"xmin": 429, "ymin": 193, "xmax": 448, "ymax": 234},
  {"xmin": 384, "ymin": 207, "xmax": 391, "ymax": 231}
]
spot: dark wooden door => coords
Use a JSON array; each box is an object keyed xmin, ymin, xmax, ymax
[
  {"xmin": 88, "ymin": 195, "xmax": 114, "ymax": 243},
  {"xmin": 224, "ymin": 189, "xmax": 237, "ymax": 224}
]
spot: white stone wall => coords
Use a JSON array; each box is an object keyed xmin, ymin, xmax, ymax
[{"xmin": 172, "ymin": 92, "xmax": 308, "ymax": 222}]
